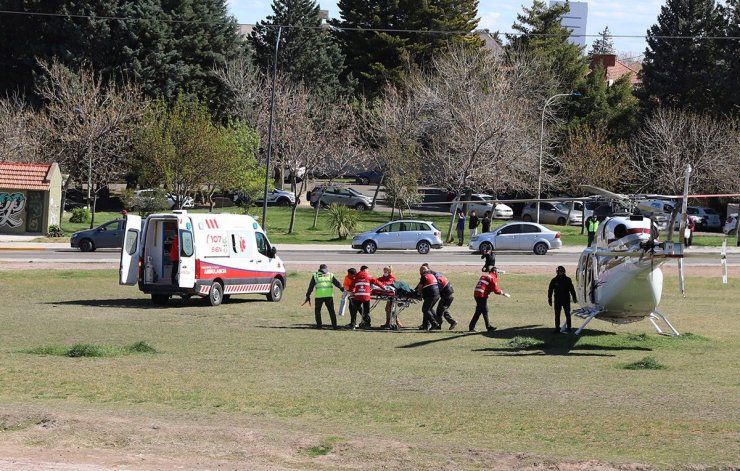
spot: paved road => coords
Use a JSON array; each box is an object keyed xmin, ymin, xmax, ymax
[{"xmin": 1, "ymin": 248, "xmax": 736, "ymax": 267}]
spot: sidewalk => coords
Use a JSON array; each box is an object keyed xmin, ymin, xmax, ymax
[{"xmin": 1, "ymin": 241, "xmax": 737, "ymax": 254}]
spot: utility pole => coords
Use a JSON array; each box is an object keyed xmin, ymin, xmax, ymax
[{"xmin": 262, "ymin": 26, "xmax": 283, "ymax": 229}]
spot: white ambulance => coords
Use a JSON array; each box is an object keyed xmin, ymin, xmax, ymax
[{"xmin": 119, "ymin": 211, "xmax": 286, "ymax": 306}]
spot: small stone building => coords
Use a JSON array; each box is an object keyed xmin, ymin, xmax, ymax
[{"xmin": 0, "ymin": 162, "xmax": 62, "ymax": 235}]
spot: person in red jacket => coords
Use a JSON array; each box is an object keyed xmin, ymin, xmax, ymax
[
  {"xmin": 416, "ymin": 265, "xmax": 441, "ymax": 330},
  {"xmin": 378, "ymin": 266, "xmax": 398, "ymax": 329},
  {"xmin": 469, "ymin": 267, "xmax": 509, "ymax": 332},
  {"xmin": 169, "ymin": 232, "xmax": 179, "ymax": 285},
  {"xmin": 351, "ymin": 265, "xmax": 387, "ymax": 329}
]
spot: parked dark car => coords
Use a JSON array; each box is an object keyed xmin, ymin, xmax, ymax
[
  {"xmin": 70, "ymin": 219, "xmax": 125, "ymax": 252},
  {"xmin": 355, "ymin": 170, "xmax": 383, "ymax": 185}
]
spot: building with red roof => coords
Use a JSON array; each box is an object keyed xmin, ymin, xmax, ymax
[
  {"xmin": 0, "ymin": 162, "xmax": 62, "ymax": 234},
  {"xmin": 590, "ymin": 54, "xmax": 642, "ymax": 88}
]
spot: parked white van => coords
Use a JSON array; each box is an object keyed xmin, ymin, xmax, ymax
[{"xmin": 119, "ymin": 211, "xmax": 286, "ymax": 306}]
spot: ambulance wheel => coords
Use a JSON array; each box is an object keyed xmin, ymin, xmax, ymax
[
  {"xmin": 533, "ymin": 242, "xmax": 548, "ymax": 256},
  {"xmin": 209, "ymin": 282, "xmax": 224, "ymax": 306},
  {"xmin": 416, "ymin": 240, "xmax": 431, "ymax": 254},
  {"xmin": 267, "ymin": 278, "xmax": 283, "ymax": 302},
  {"xmin": 79, "ymin": 238, "xmax": 95, "ymax": 252},
  {"xmin": 362, "ymin": 240, "xmax": 377, "ymax": 254},
  {"xmin": 151, "ymin": 293, "xmax": 169, "ymax": 305}
]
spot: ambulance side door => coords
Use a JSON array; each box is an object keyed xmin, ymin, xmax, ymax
[
  {"xmin": 178, "ymin": 216, "xmax": 196, "ymax": 288},
  {"xmin": 119, "ymin": 215, "xmax": 142, "ymax": 285}
]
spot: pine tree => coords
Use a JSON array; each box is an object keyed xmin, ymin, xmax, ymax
[
  {"xmin": 590, "ymin": 26, "xmax": 615, "ymax": 55},
  {"xmin": 721, "ymin": 0, "xmax": 739, "ymax": 114},
  {"xmin": 507, "ymin": 0, "xmax": 588, "ymax": 93},
  {"xmin": 567, "ymin": 64, "xmax": 639, "ymax": 141},
  {"xmin": 640, "ymin": 0, "xmax": 726, "ymax": 113},
  {"xmin": 0, "ymin": 0, "xmax": 242, "ymax": 113},
  {"xmin": 251, "ymin": 0, "xmax": 350, "ymax": 100},
  {"xmin": 331, "ymin": 0, "xmax": 482, "ymax": 97}
]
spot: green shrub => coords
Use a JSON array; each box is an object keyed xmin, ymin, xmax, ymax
[
  {"xmin": 621, "ymin": 356, "xmax": 666, "ymax": 370},
  {"xmin": 326, "ymin": 204, "xmax": 358, "ymax": 240},
  {"xmin": 22, "ymin": 341, "xmax": 157, "ymax": 358},
  {"xmin": 506, "ymin": 336, "xmax": 546, "ymax": 350},
  {"xmin": 46, "ymin": 225, "xmax": 64, "ymax": 237},
  {"xmin": 69, "ymin": 207, "xmax": 90, "ymax": 223},
  {"xmin": 67, "ymin": 343, "xmax": 106, "ymax": 357},
  {"xmin": 127, "ymin": 341, "xmax": 157, "ymax": 353}
]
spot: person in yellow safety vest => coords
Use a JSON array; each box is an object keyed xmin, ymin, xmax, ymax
[
  {"xmin": 305, "ymin": 264, "xmax": 344, "ymax": 329},
  {"xmin": 586, "ymin": 216, "xmax": 600, "ymax": 247}
]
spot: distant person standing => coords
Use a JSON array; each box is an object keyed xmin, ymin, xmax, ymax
[
  {"xmin": 169, "ymin": 232, "xmax": 179, "ymax": 285},
  {"xmin": 586, "ymin": 216, "xmax": 599, "ymax": 247},
  {"xmin": 305, "ymin": 264, "xmax": 344, "ymax": 329},
  {"xmin": 685, "ymin": 218, "xmax": 695, "ymax": 247},
  {"xmin": 548, "ymin": 266, "xmax": 578, "ymax": 333},
  {"xmin": 469, "ymin": 267, "xmax": 509, "ymax": 332},
  {"xmin": 469, "ymin": 210, "xmax": 479, "ymax": 238},
  {"xmin": 481, "ymin": 247, "xmax": 496, "ymax": 272},
  {"xmin": 481, "ymin": 211, "xmax": 492, "ymax": 233},
  {"xmin": 456, "ymin": 208, "xmax": 466, "ymax": 246}
]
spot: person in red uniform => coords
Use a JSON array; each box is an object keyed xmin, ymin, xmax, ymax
[
  {"xmin": 343, "ymin": 268, "xmax": 358, "ymax": 329},
  {"xmin": 169, "ymin": 232, "xmax": 179, "ymax": 285},
  {"xmin": 351, "ymin": 265, "xmax": 387, "ymax": 329},
  {"xmin": 416, "ymin": 265, "xmax": 441, "ymax": 330},
  {"xmin": 422, "ymin": 263, "xmax": 458, "ymax": 330},
  {"xmin": 378, "ymin": 266, "xmax": 398, "ymax": 329},
  {"xmin": 469, "ymin": 267, "xmax": 509, "ymax": 332}
]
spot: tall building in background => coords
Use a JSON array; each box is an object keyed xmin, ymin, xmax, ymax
[{"xmin": 550, "ymin": 1, "xmax": 588, "ymax": 48}]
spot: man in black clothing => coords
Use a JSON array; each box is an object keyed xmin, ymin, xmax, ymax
[
  {"xmin": 305, "ymin": 264, "xmax": 344, "ymax": 329},
  {"xmin": 548, "ymin": 266, "xmax": 578, "ymax": 333},
  {"xmin": 481, "ymin": 247, "xmax": 496, "ymax": 272}
]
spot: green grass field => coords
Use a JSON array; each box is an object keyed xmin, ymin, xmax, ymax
[
  {"xmin": 42, "ymin": 207, "xmax": 731, "ymax": 248},
  {"xmin": 0, "ymin": 269, "xmax": 737, "ymax": 469}
]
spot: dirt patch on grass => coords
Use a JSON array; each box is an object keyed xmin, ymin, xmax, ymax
[{"xmin": 0, "ymin": 405, "xmax": 655, "ymax": 470}]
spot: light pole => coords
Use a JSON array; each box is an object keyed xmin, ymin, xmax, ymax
[
  {"xmin": 262, "ymin": 26, "xmax": 283, "ymax": 229},
  {"xmin": 536, "ymin": 92, "xmax": 580, "ymax": 223},
  {"xmin": 74, "ymin": 107, "xmax": 94, "ymax": 228}
]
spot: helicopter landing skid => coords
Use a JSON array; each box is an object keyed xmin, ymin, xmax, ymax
[{"xmin": 648, "ymin": 311, "xmax": 680, "ymax": 336}]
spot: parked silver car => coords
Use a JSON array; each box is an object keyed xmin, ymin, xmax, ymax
[
  {"xmin": 521, "ymin": 202, "xmax": 582, "ymax": 226},
  {"xmin": 352, "ymin": 220, "xmax": 443, "ymax": 254},
  {"xmin": 468, "ymin": 222, "xmax": 562, "ymax": 255},
  {"xmin": 311, "ymin": 185, "xmax": 372, "ymax": 211},
  {"xmin": 449, "ymin": 194, "xmax": 514, "ymax": 219}
]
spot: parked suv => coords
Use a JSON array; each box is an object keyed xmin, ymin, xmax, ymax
[
  {"xmin": 687, "ymin": 206, "xmax": 722, "ymax": 230},
  {"xmin": 352, "ymin": 220, "xmax": 443, "ymax": 254},
  {"xmin": 521, "ymin": 202, "xmax": 582, "ymax": 226},
  {"xmin": 310, "ymin": 185, "xmax": 372, "ymax": 211}
]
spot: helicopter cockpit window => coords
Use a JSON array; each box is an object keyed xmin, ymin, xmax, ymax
[{"xmin": 614, "ymin": 224, "xmax": 627, "ymax": 239}]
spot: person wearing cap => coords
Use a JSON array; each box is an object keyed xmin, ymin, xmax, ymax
[
  {"xmin": 343, "ymin": 268, "xmax": 359, "ymax": 329},
  {"xmin": 416, "ymin": 265, "xmax": 441, "ymax": 330},
  {"xmin": 548, "ymin": 265, "xmax": 577, "ymax": 333},
  {"xmin": 351, "ymin": 265, "xmax": 387, "ymax": 329},
  {"xmin": 469, "ymin": 267, "xmax": 509, "ymax": 332},
  {"xmin": 305, "ymin": 264, "xmax": 344, "ymax": 329}
]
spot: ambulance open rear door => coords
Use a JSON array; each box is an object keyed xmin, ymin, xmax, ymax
[
  {"xmin": 119, "ymin": 215, "xmax": 142, "ymax": 285},
  {"xmin": 177, "ymin": 215, "xmax": 196, "ymax": 289}
]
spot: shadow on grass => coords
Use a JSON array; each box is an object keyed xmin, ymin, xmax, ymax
[
  {"xmin": 397, "ymin": 325, "xmax": 541, "ymax": 349},
  {"xmin": 45, "ymin": 297, "xmax": 262, "ymax": 309},
  {"xmin": 471, "ymin": 326, "xmax": 653, "ymax": 356}
]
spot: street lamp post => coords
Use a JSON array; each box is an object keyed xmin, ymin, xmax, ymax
[
  {"xmin": 74, "ymin": 107, "xmax": 94, "ymax": 228},
  {"xmin": 536, "ymin": 92, "xmax": 580, "ymax": 224},
  {"xmin": 262, "ymin": 26, "xmax": 283, "ymax": 229}
]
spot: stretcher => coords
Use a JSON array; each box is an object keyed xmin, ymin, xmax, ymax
[{"xmin": 369, "ymin": 283, "xmax": 420, "ymax": 329}]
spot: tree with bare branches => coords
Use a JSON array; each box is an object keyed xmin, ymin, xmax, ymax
[
  {"xmin": 630, "ymin": 108, "xmax": 740, "ymax": 195},
  {"xmin": 0, "ymin": 97, "xmax": 43, "ymax": 163},
  {"xmin": 34, "ymin": 59, "xmax": 143, "ymax": 227}
]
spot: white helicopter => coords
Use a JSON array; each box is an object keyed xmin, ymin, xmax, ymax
[
  {"xmin": 571, "ymin": 164, "xmax": 730, "ymax": 336},
  {"xmin": 417, "ymin": 164, "xmax": 734, "ymax": 336}
]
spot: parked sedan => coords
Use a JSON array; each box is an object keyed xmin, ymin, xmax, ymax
[
  {"xmin": 352, "ymin": 220, "xmax": 444, "ymax": 254},
  {"xmin": 469, "ymin": 222, "xmax": 562, "ymax": 255},
  {"xmin": 70, "ymin": 219, "xmax": 125, "ymax": 252},
  {"xmin": 355, "ymin": 170, "xmax": 383, "ymax": 185},
  {"xmin": 310, "ymin": 185, "xmax": 372, "ymax": 211},
  {"xmin": 521, "ymin": 202, "xmax": 582, "ymax": 226},
  {"xmin": 449, "ymin": 194, "xmax": 514, "ymax": 219}
]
